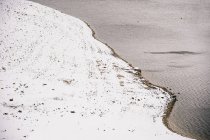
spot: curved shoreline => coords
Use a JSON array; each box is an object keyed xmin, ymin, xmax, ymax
[
  {"xmin": 27, "ymin": 1, "xmax": 210, "ymax": 139},
  {"xmin": 84, "ymin": 21, "xmax": 184, "ymax": 138},
  {"xmin": 0, "ymin": 0, "xmax": 192, "ymax": 139}
]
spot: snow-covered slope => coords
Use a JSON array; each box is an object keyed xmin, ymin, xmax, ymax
[{"xmin": 0, "ymin": 0, "xmax": 191, "ymax": 139}]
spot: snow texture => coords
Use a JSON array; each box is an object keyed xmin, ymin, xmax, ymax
[{"xmin": 0, "ymin": 0, "xmax": 192, "ymax": 139}]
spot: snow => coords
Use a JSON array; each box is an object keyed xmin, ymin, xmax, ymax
[{"xmin": 0, "ymin": 0, "xmax": 192, "ymax": 139}]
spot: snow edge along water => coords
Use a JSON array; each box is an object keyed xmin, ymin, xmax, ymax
[
  {"xmin": 78, "ymin": 7, "xmax": 182, "ymax": 140},
  {"xmin": 86, "ymin": 21, "xmax": 190, "ymax": 140},
  {"xmin": 38, "ymin": 3, "xmax": 189, "ymax": 139},
  {"xmin": 0, "ymin": 0, "xmax": 192, "ymax": 139}
]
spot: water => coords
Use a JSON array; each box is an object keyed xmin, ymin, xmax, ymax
[{"xmin": 30, "ymin": 0, "xmax": 210, "ymax": 139}]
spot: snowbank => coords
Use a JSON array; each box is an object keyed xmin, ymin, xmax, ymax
[{"xmin": 0, "ymin": 0, "xmax": 192, "ymax": 139}]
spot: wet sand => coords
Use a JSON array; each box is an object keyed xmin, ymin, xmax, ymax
[{"xmin": 30, "ymin": 0, "xmax": 210, "ymax": 139}]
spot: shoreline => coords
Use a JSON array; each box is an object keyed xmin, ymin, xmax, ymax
[
  {"xmin": 84, "ymin": 20, "xmax": 184, "ymax": 138},
  {"xmin": 28, "ymin": 1, "xmax": 210, "ymax": 139},
  {"xmin": 0, "ymin": 0, "xmax": 193, "ymax": 139}
]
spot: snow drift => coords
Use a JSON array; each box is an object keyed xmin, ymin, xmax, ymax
[{"xmin": 0, "ymin": 0, "xmax": 191, "ymax": 139}]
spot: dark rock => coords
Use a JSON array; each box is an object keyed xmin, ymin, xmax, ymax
[{"xmin": 2, "ymin": 67, "xmax": 6, "ymax": 70}]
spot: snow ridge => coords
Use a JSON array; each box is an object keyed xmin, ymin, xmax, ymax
[{"xmin": 0, "ymin": 0, "xmax": 191, "ymax": 139}]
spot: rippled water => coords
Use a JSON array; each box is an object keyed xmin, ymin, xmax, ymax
[{"xmin": 30, "ymin": 0, "xmax": 210, "ymax": 139}]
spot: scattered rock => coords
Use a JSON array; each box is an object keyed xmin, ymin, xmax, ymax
[
  {"xmin": 2, "ymin": 67, "xmax": 6, "ymax": 71},
  {"xmin": 63, "ymin": 79, "xmax": 74, "ymax": 85}
]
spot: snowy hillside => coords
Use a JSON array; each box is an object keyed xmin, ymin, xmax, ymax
[{"xmin": 0, "ymin": 0, "xmax": 191, "ymax": 139}]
